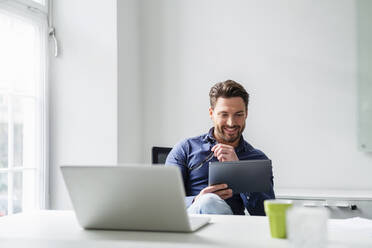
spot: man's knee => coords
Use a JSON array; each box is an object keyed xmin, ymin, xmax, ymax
[
  {"xmin": 192, "ymin": 193, "xmax": 233, "ymax": 215},
  {"xmin": 197, "ymin": 193, "xmax": 222, "ymax": 206}
]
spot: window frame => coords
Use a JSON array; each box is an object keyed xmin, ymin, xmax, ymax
[{"xmin": 0, "ymin": 0, "xmax": 49, "ymax": 214}]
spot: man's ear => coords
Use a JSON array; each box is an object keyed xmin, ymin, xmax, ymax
[{"xmin": 209, "ymin": 107, "xmax": 214, "ymax": 120}]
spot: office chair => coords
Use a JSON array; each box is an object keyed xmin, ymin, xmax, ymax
[{"xmin": 152, "ymin": 146, "xmax": 172, "ymax": 165}]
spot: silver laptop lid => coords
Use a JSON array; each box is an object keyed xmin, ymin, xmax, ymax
[{"xmin": 61, "ymin": 165, "xmax": 204, "ymax": 232}]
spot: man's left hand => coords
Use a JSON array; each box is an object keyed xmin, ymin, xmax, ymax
[{"xmin": 211, "ymin": 144, "xmax": 239, "ymax": 162}]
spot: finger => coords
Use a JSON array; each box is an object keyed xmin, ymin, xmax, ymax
[
  {"xmin": 221, "ymin": 189, "xmax": 233, "ymax": 199},
  {"xmin": 213, "ymin": 145, "xmax": 222, "ymax": 156},
  {"xmin": 214, "ymin": 146, "xmax": 225, "ymax": 158},
  {"xmin": 203, "ymin": 184, "xmax": 228, "ymax": 193},
  {"xmin": 216, "ymin": 146, "xmax": 237, "ymax": 161},
  {"xmin": 215, "ymin": 143, "xmax": 234, "ymax": 150},
  {"xmin": 212, "ymin": 143, "xmax": 232, "ymax": 151},
  {"xmin": 214, "ymin": 145, "xmax": 234, "ymax": 157},
  {"xmin": 214, "ymin": 188, "xmax": 232, "ymax": 196},
  {"xmin": 220, "ymin": 193, "xmax": 233, "ymax": 200},
  {"xmin": 211, "ymin": 144, "xmax": 218, "ymax": 152},
  {"xmin": 211, "ymin": 143, "xmax": 223, "ymax": 152},
  {"xmin": 219, "ymin": 193, "xmax": 231, "ymax": 200},
  {"xmin": 214, "ymin": 147, "xmax": 230, "ymax": 158},
  {"xmin": 217, "ymin": 154, "xmax": 227, "ymax": 162},
  {"xmin": 215, "ymin": 189, "xmax": 233, "ymax": 198}
]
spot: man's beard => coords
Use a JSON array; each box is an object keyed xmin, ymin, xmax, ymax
[{"xmin": 215, "ymin": 124, "xmax": 245, "ymax": 144}]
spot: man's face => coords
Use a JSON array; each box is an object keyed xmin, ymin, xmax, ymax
[{"xmin": 209, "ymin": 97, "xmax": 247, "ymax": 145}]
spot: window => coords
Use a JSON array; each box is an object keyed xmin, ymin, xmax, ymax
[{"xmin": 0, "ymin": 0, "xmax": 48, "ymax": 216}]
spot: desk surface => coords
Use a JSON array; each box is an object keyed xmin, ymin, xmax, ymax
[{"xmin": 0, "ymin": 210, "xmax": 371, "ymax": 248}]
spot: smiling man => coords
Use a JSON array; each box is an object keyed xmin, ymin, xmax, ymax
[{"xmin": 165, "ymin": 80, "xmax": 275, "ymax": 215}]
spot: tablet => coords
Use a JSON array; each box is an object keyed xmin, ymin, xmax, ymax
[{"xmin": 208, "ymin": 160, "xmax": 273, "ymax": 193}]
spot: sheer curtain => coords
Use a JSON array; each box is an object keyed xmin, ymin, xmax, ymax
[{"xmin": 0, "ymin": 0, "xmax": 48, "ymax": 216}]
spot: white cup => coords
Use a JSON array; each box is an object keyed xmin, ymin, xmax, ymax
[{"xmin": 286, "ymin": 206, "xmax": 329, "ymax": 248}]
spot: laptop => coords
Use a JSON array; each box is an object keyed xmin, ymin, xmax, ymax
[
  {"xmin": 60, "ymin": 165, "xmax": 210, "ymax": 232},
  {"xmin": 209, "ymin": 160, "xmax": 273, "ymax": 193}
]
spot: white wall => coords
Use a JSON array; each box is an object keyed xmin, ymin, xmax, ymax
[
  {"xmin": 137, "ymin": 0, "xmax": 372, "ymax": 190},
  {"xmin": 50, "ymin": 0, "xmax": 372, "ymax": 208},
  {"xmin": 117, "ymin": 0, "xmax": 143, "ymax": 163},
  {"xmin": 49, "ymin": 0, "xmax": 117, "ymax": 209}
]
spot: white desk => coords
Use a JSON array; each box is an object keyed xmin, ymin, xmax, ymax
[{"xmin": 0, "ymin": 210, "xmax": 371, "ymax": 248}]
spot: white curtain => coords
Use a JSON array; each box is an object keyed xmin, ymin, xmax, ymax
[{"xmin": 0, "ymin": 0, "xmax": 48, "ymax": 216}]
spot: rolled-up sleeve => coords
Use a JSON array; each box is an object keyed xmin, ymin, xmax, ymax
[{"xmin": 165, "ymin": 141, "xmax": 194, "ymax": 207}]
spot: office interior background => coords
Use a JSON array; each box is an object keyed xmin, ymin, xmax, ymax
[{"xmin": 1, "ymin": 0, "xmax": 372, "ymax": 213}]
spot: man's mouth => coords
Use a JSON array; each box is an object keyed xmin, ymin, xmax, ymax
[{"xmin": 223, "ymin": 126, "xmax": 239, "ymax": 135}]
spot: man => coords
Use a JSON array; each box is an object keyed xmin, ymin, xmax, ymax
[{"xmin": 165, "ymin": 80, "xmax": 275, "ymax": 215}]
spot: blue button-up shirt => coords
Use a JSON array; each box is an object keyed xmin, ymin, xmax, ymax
[{"xmin": 165, "ymin": 128, "xmax": 275, "ymax": 216}]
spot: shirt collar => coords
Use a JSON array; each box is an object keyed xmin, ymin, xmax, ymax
[
  {"xmin": 203, "ymin": 127, "xmax": 248, "ymax": 152},
  {"xmin": 202, "ymin": 127, "xmax": 217, "ymax": 144}
]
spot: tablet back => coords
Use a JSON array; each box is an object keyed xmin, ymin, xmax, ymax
[{"xmin": 208, "ymin": 160, "xmax": 273, "ymax": 193}]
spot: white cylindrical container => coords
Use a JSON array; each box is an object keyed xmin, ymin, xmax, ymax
[{"xmin": 286, "ymin": 207, "xmax": 329, "ymax": 248}]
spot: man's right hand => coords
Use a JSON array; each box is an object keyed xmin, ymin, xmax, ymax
[{"xmin": 194, "ymin": 184, "xmax": 233, "ymax": 202}]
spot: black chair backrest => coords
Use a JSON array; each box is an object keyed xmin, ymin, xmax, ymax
[{"xmin": 152, "ymin": 146, "xmax": 172, "ymax": 164}]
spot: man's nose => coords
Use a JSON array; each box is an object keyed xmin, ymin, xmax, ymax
[{"xmin": 227, "ymin": 116, "xmax": 234, "ymax": 126}]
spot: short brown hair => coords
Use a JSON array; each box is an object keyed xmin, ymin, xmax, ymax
[{"xmin": 209, "ymin": 80, "xmax": 249, "ymax": 109}]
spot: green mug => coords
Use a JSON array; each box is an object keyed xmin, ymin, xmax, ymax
[{"xmin": 264, "ymin": 199, "xmax": 293, "ymax": 239}]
